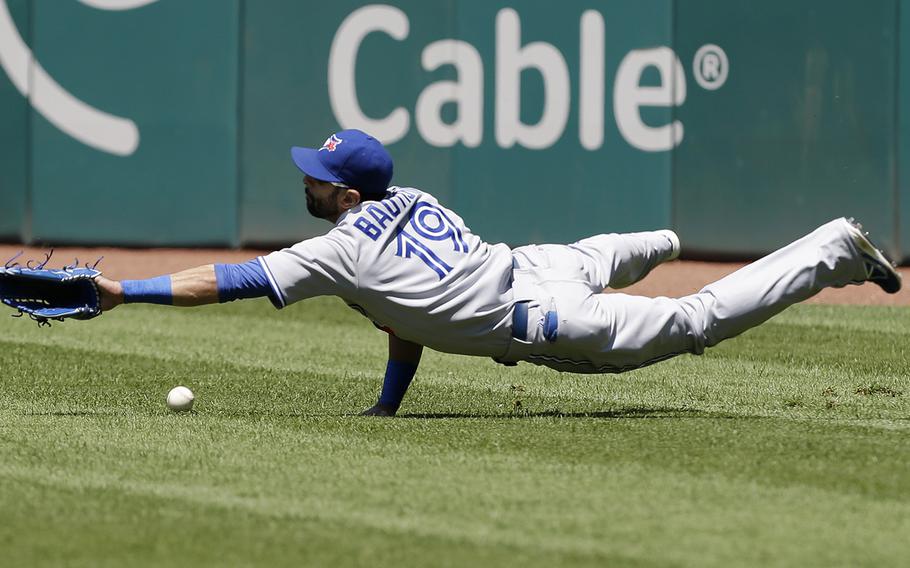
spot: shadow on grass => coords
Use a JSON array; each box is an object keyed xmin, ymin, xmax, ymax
[
  {"xmin": 19, "ymin": 407, "xmax": 746, "ymax": 421},
  {"xmin": 22, "ymin": 410, "xmax": 120, "ymax": 417},
  {"xmin": 176, "ymin": 406, "xmax": 748, "ymax": 420},
  {"xmin": 397, "ymin": 406, "xmax": 743, "ymax": 420}
]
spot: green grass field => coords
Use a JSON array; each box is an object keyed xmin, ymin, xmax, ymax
[{"xmin": 1, "ymin": 298, "xmax": 908, "ymax": 567}]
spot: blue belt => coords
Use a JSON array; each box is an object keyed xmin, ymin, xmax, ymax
[
  {"xmin": 512, "ymin": 256, "xmax": 559, "ymax": 343},
  {"xmin": 510, "ymin": 256, "xmax": 558, "ymax": 342},
  {"xmin": 511, "ymin": 301, "xmax": 559, "ymax": 342},
  {"xmin": 512, "ymin": 302, "xmax": 529, "ymax": 341}
]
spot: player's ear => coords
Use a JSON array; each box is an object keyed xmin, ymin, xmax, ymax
[{"xmin": 339, "ymin": 188, "xmax": 362, "ymax": 211}]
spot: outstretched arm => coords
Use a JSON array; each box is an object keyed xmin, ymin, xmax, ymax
[
  {"xmin": 97, "ymin": 265, "xmax": 218, "ymax": 311},
  {"xmin": 96, "ymin": 260, "xmax": 274, "ymax": 311},
  {"xmin": 361, "ymin": 334, "xmax": 423, "ymax": 417}
]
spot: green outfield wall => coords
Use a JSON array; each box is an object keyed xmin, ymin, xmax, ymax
[
  {"xmin": 901, "ymin": 0, "xmax": 910, "ymax": 260},
  {"xmin": 674, "ymin": 0, "xmax": 899, "ymax": 257},
  {"xmin": 0, "ymin": 0, "xmax": 28, "ymax": 241},
  {"xmin": 30, "ymin": 0, "xmax": 240, "ymax": 246},
  {"xmin": 0, "ymin": 0, "xmax": 907, "ymax": 262}
]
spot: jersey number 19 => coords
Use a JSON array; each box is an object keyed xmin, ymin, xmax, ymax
[{"xmin": 395, "ymin": 202, "xmax": 469, "ymax": 279}]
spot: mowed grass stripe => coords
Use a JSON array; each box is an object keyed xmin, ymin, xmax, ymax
[
  {"xmin": 771, "ymin": 304, "xmax": 910, "ymax": 335},
  {"xmin": 1, "ymin": 301, "xmax": 906, "ymax": 376},
  {"xmin": 2, "ymin": 302, "xmax": 906, "ymax": 408},
  {"xmin": 1, "ymin": 330, "xmax": 906, "ymax": 425},
  {"xmin": 1, "ymin": 303, "xmax": 907, "ymax": 426},
  {"xmin": 1, "ymin": 302, "xmax": 908, "ymax": 566},
  {"xmin": 0, "ymin": 298, "xmax": 389, "ymax": 376},
  {"xmin": 0, "ymin": 476, "xmax": 652, "ymax": 568},
  {"xmin": 3, "ymin": 401, "xmax": 908, "ymax": 503},
  {"xmin": 2, "ymin": 440, "xmax": 908, "ymax": 567},
  {"xmin": 1, "ymin": 408, "xmax": 900, "ymax": 564}
]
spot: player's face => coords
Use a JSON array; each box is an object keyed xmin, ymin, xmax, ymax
[
  {"xmin": 303, "ymin": 175, "xmax": 363, "ymax": 222},
  {"xmin": 303, "ymin": 175, "xmax": 344, "ymax": 221}
]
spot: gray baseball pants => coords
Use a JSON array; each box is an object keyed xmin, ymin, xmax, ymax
[{"xmin": 496, "ymin": 218, "xmax": 867, "ymax": 373}]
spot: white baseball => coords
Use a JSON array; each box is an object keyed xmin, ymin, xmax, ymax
[{"xmin": 166, "ymin": 386, "xmax": 195, "ymax": 412}]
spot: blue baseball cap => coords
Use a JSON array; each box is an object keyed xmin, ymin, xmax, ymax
[{"xmin": 291, "ymin": 129, "xmax": 393, "ymax": 196}]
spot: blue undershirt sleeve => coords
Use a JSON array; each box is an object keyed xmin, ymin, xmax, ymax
[{"xmin": 214, "ymin": 259, "xmax": 275, "ymax": 303}]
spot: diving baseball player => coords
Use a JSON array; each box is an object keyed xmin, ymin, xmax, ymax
[{"xmin": 94, "ymin": 129, "xmax": 903, "ymax": 416}]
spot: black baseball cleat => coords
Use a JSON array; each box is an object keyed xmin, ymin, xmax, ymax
[{"xmin": 845, "ymin": 218, "xmax": 902, "ymax": 294}]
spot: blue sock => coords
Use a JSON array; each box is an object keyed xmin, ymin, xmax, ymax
[{"xmin": 378, "ymin": 360, "xmax": 418, "ymax": 409}]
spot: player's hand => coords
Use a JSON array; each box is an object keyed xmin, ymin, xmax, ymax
[
  {"xmin": 359, "ymin": 402, "xmax": 399, "ymax": 417},
  {"xmin": 95, "ymin": 276, "xmax": 125, "ymax": 312}
]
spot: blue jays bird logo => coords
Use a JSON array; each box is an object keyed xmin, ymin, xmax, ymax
[{"xmin": 320, "ymin": 134, "xmax": 343, "ymax": 152}]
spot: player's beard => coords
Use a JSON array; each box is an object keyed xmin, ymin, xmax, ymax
[{"xmin": 305, "ymin": 188, "xmax": 342, "ymax": 220}]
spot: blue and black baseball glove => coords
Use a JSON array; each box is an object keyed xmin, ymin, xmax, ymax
[{"xmin": 0, "ymin": 252, "xmax": 103, "ymax": 326}]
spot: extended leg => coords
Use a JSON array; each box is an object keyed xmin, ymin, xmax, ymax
[
  {"xmin": 510, "ymin": 218, "xmax": 871, "ymax": 373},
  {"xmin": 530, "ymin": 230, "xmax": 680, "ymax": 292},
  {"xmin": 598, "ymin": 218, "xmax": 867, "ymax": 369}
]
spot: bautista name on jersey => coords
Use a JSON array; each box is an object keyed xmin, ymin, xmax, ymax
[{"xmin": 260, "ymin": 188, "xmax": 516, "ymax": 357}]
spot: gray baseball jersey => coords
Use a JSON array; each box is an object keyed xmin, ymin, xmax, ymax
[{"xmin": 260, "ymin": 187, "xmax": 515, "ymax": 357}]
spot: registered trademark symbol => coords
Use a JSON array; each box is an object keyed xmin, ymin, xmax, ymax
[{"xmin": 693, "ymin": 44, "xmax": 728, "ymax": 90}]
